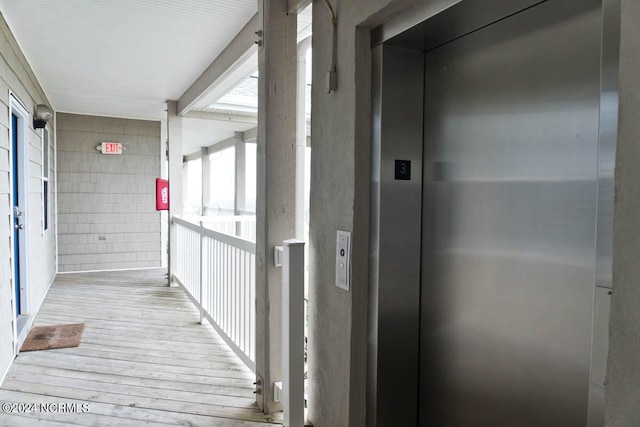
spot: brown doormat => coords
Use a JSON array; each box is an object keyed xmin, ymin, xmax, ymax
[{"xmin": 20, "ymin": 323, "xmax": 85, "ymax": 352}]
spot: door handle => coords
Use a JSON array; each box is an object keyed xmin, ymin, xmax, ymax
[
  {"xmin": 13, "ymin": 206, "xmax": 22, "ymax": 217},
  {"xmin": 14, "ymin": 223, "xmax": 23, "ymax": 230}
]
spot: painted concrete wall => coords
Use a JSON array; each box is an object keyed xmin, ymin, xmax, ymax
[
  {"xmin": 307, "ymin": 1, "xmax": 419, "ymax": 425},
  {"xmin": 256, "ymin": 0, "xmax": 297, "ymax": 413},
  {"xmin": 56, "ymin": 113, "xmax": 161, "ymax": 272},
  {"xmin": 308, "ymin": 0, "xmax": 637, "ymax": 426},
  {"xmin": 606, "ymin": 0, "xmax": 640, "ymax": 425},
  {"xmin": 0, "ymin": 12, "xmax": 56, "ymax": 382}
]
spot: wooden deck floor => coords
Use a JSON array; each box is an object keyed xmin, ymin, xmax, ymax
[{"xmin": 0, "ymin": 269, "xmax": 281, "ymax": 426}]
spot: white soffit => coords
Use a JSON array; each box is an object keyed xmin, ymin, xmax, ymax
[{"xmin": 0, "ymin": 0, "xmax": 257, "ymax": 120}]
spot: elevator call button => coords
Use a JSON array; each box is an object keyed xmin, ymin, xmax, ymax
[{"xmin": 395, "ymin": 160, "xmax": 411, "ymax": 180}]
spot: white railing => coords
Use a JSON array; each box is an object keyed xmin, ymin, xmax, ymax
[
  {"xmin": 173, "ymin": 216, "xmax": 256, "ymax": 371},
  {"xmin": 184, "ymin": 214, "xmax": 257, "ymax": 242},
  {"xmin": 203, "ymin": 206, "xmax": 235, "ymax": 216}
]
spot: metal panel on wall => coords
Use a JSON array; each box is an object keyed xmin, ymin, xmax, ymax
[
  {"xmin": 370, "ymin": 0, "xmax": 618, "ymax": 425},
  {"xmin": 419, "ymin": 1, "xmax": 602, "ymax": 425},
  {"xmin": 369, "ymin": 44, "xmax": 424, "ymax": 427},
  {"xmin": 588, "ymin": 0, "xmax": 620, "ymax": 423}
]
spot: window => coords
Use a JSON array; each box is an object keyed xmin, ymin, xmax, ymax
[
  {"xmin": 245, "ymin": 143, "xmax": 256, "ymax": 213},
  {"xmin": 42, "ymin": 128, "xmax": 49, "ymax": 231},
  {"xmin": 208, "ymin": 147, "xmax": 235, "ymax": 215},
  {"xmin": 184, "ymin": 158, "xmax": 202, "ymax": 216}
]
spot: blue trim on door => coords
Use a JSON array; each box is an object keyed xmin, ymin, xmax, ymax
[{"xmin": 12, "ymin": 113, "xmax": 20, "ymax": 317}]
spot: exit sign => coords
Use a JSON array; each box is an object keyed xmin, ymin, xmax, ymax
[{"xmin": 98, "ymin": 142, "xmax": 123, "ymax": 154}]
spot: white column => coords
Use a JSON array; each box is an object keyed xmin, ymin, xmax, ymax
[
  {"xmin": 167, "ymin": 100, "xmax": 183, "ymax": 284},
  {"xmin": 255, "ymin": 0, "xmax": 298, "ymax": 414},
  {"xmin": 201, "ymin": 147, "xmax": 210, "ymax": 216},
  {"xmin": 182, "ymin": 161, "xmax": 189, "ymax": 211},
  {"xmin": 235, "ymin": 132, "xmax": 246, "ymax": 236},
  {"xmin": 160, "ymin": 118, "xmax": 169, "ymax": 269},
  {"xmin": 282, "ymin": 239, "xmax": 305, "ymax": 426},
  {"xmin": 296, "ymin": 37, "xmax": 311, "ymax": 240}
]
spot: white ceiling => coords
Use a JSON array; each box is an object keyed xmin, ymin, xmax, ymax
[{"xmin": 0, "ymin": 0, "xmax": 257, "ymax": 120}]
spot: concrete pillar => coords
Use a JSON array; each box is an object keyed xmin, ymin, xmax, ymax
[
  {"xmin": 235, "ymin": 132, "xmax": 246, "ymax": 236},
  {"xmin": 160, "ymin": 118, "xmax": 169, "ymax": 269},
  {"xmin": 201, "ymin": 147, "xmax": 210, "ymax": 216},
  {"xmin": 167, "ymin": 100, "xmax": 183, "ymax": 283},
  {"xmin": 606, "ymin": 0, "xmax": 640, "ymax": 425},
  {"xmin": 255, "ymin": 0, "xmax": 297, "ymax": 414},
  {"xmin": 182, "ymin": 161, "xmax": 189, "ymax": 211},
  {"xmin": 296, "ymin": 37, "xmax": 311, "ymax": 241}
]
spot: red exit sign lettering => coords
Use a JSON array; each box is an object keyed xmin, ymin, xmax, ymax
[{"xmin": 100, "ymin": 142, "xmax": 123, "ymax": 154}]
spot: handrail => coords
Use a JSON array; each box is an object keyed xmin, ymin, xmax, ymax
[
  {"xmin": 177, "ymin": 214, "xmax": 257, "ymax": 242},
  {"xmin": 184, "ymin": 214, "xmax": 257, "ymax": 224},
  {"xmin": 174, "ymin": 216, "xmax": 255, "ymax": 252}
]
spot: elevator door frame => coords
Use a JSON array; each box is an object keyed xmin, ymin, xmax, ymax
[{"xmin": 368, "ymin": 0, "xmax": 620, "ymax": 426}]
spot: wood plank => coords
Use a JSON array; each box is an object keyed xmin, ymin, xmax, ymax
[
  {"xmin": 12, "ymin": 357, "xmax": 252, "ymax": 389},
  {"xmin": 0, "ymin": 397, "xmax": 174, "ymax": 427},
  {"xmin": 50, "ymin": 341, "xmax": 238, "ymax": 364},
  {"xmin": 33, "ymin": 314, "xmax": 219, "ymax": 338},
  {"xmin": 8, "ymin": 364, "xmax": 255, "ymax": 397},
  {"xmin": 17, "ymin": 349, "xmax": 253, "ymax": 381},
  {"xmin": 38, "ymin": 303, "xmax": 202, "ymax": 322},
  {"xmin": 59, "ymin": 320, "xmax": 229, "ymax": 343},
  {"xmin": 0, "ymin": 269, "xmax": 280, "ymax": 426},
  {"xmin": 77, "ymin": 329, "xmax": 235, "ymax": 351},
  {"xmin": 34, "ymin": 317, "xmax": 231, "ymax": 346},
  {"xmin": 34, "ymin": 324, "xmax": 232, "ymax": 353},
  {"xmin": 0, "ymin": 390, "xmax": 281, "ymax": 426},
  {"xmin": 2, "ymin": 381, "xmax": 274, "ymax": 423},
  {"xmin": 59, "ymin": 333, "xmax": 239, "ymax": 357},
  {"xmin": 33, "ymin": 309, "xmax": 204, "ymax": 328},
  {"xmin": 43, "ymin": 292, "xmax": 196, "ymax": 310},
  {"xmin": 0, "ymin": 413, "xmax": 82, "ymax": 427},
  {"xmin": 38, "ymin": 346, "xmax": 248, "ymax": 372},
  {"xmin": 3, "ymin": 374, "xmax": 258, "ymax": 409},
  {"xmin": 44, "ymin": 287, "xmax": 187, "ymax": 300}
]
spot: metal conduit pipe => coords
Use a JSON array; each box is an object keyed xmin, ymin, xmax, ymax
[{"xmin": 296, "ymin": 36, "xmax": 312, "ymax": 240}]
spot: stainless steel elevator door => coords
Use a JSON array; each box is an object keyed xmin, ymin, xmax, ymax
[{"xmin": 419, "ymin": 1, "xmax": 602, "ymax": 426}]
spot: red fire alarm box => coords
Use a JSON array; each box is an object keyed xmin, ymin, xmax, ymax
[{"xmin": 156, "ymin": 178, "xmax": 169, "ymax": 211}]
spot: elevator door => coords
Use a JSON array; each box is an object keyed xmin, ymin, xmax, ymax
[{"xmin": 419, "ymin": 1, "xmax": 601, "ymax": 426}]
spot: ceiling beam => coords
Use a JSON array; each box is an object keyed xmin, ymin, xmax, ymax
[
  {"xmin": 183, "ymin": 127, "xmax": 258, "ymax": 161},
  {"xmin": 177, "ymin": 13, "xmax": 260, "ymax": 116},
  {"xmin": 184, "ymin": 110, "xmax": 257, "ymax": 124},
  {"xmin": 206, "ymin": 135, "xmax": 237, "ymax": 155},
  {"xmin": 183, "ymin": 151, "xmax": 202, "ymax": 162},
  {"xmin": 243, "ymin": 127, "xmax": 258, "ymax": 143}
]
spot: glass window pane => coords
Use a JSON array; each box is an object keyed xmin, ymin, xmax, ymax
[
  {"xmin": 185, "ymin": 158, "xmax": 202, "ymax": 216},
  {"xmin": 42, "ymin": 128, "xmax": 49, "ymax": 178},
  {"xmin": 245, "ymin": 143, "xmax": 257, "ymax": 213},
  {"xmin": 44, "ymin": 181, "xmax": 48, "ymax": 230},
  {"xmin": 208, "ymin": 147, "xmax": 235, "ymax": 215}
]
